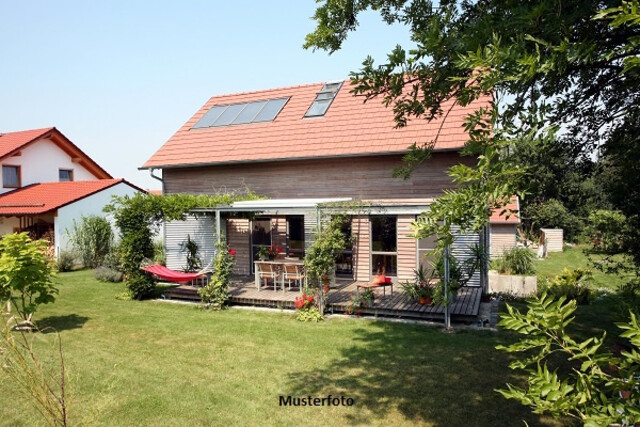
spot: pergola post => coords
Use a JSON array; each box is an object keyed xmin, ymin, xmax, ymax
[
  {"xmin": 444, "ymin": 217, "xmax": 452, "ymax": 331},
  {"xmin": 215, "ymin": 209, "xmax": 221, "ymax": 245}
]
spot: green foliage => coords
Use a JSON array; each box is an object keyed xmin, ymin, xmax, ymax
[
  {"xmin": 180, "ymin": 234, "xmax": 201, "ymax": 272},
  {"xmin": 67, "ymin": 215, "xmax": 114, "ymax": 268},
  {"xmin": 0, "ymin": 233, "xmax": 57, "ymax": 325},
  {"xmin": 306, "ymin": 0, "xmax": 640, "ymax": 268},
  {"xmin": 198, "ymin": 244, "xmax": 235, "ymax": 310},
  {"xmin": 104, "ymin": 191, "xmax": 259, "ymax": 299},
  {"xmin": 126, "ymin": 274, "xmax": 155, "ymax": 300},
  {"xmin": 295, "ymin": 306, "xmax": 324, "ymax": 322},
  {"xmin": 522, "ymin": 199, "xmax": 582, "ymax": 243},
  {"xmin": 539, "ymin": 267, "xmax": 594, "ymax": 305},
  {"xmin": 1, "ymin": 306, "xmax": 70, "ymax": 426},
  {"xmin": 432, "ymin": 244, "xmax": 487, "ymax": 305},
  {"xmin": 55, "ymin": 251, "xmax": 75, "ymax": 272},
  {"xmin": 586, "ymin": 209, "xmax": 628, "ymax": 254},
  {"xmin": 497, "ymin": 293, "xmax": 640, "ymax": 425},
  {"xmin": 93, "ymin": 266, "xmax": 123, "ymax": 283},
  {"xmin": 102, "ymin": 242, "xmax": 123, "ymax": 271},
  {"xmin": 400, "ymin": 267, "xmax": 436, "ymax": 302},
  {"xmin": 152, "ymin": 240, "xmax": 165, "ymax": 266},
  {"xmin": 493, "ymin": 247, "xmax": 535, "ymax": 275}
]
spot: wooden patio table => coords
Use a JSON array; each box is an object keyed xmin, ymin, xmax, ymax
[{"xmin": 254, "ymin": 259, "xmax": 304, "ymax": 292}]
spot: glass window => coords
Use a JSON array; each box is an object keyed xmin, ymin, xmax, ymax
[
  {"xmin": 372, "ymin": 254, "xmax": 398, "ymax": 277},
  {"xmin": 59, "ymin": 169, "xmax": 73, "ymax": 182},
  {"xmin": 371, "ymin": 216, "xmax": 397, "ymax": 252},
  {"xmin": 336, "ymin": 218, "xmax": 353, "ymax": 276},
  {"xmin": 305, "ymin": 99, "xmax": 332, "ymax": 117},
  {"xmin": 2, "ymin": 165, "xmax": 20, "ymax": 188},
  {"xmin": 371, "ymin": 216, "xmax": 397, "ymax": 276},
  {"xmin": 251, "ymin": 218, "xmax": 272, "ymax": 272},
  {"xmin": 287, "ymin": 216, "xmax": 305, "ymax": 259},
  {"xmin": 417, "ymin": 229, "xmax": 438, "ymax": 276}
]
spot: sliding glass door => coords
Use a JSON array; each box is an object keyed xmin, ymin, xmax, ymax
[{"xmin": 250, "ymin": 218, "xmax": 271, "ymax": 273}]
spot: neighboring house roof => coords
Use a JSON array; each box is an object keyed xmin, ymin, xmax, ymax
[
  {"xmin": 0, "ymin": 127, "xmax": 112, "ymax": 179},
  {"xmin": 148, "ymin": 189, "xmax": 162, "ymax": 195},
  {"xmin": 142, "ymin": 80, "xmax": 492, "ymax": 169},
  {"xmin": 0, "ymin": 179, "xmax": 144, "ymax": 216},
  {"xmin": 489, "ymin": 196, "xmax": 520, "ymax": 224}
]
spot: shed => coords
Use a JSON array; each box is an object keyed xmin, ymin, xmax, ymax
[{"xmin": 541, "ymin": 228, "xmax": 563, "ymax": 252}]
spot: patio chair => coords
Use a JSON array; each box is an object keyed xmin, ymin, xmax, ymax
[
  {"xmin": 256, "ymin": 262, "xmax": 279, "ymax": 291},
  {"xmin": 283, "ymin": 264, "xmax": 304, "ymax": 292}
]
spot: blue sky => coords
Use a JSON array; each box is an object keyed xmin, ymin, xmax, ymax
[{"xmin": 0, "ymin": 1, "xmax": 414, "ymax": 189}]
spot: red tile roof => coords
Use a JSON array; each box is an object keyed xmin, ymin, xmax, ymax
[
  {"xmin": 489, "ymin": 196, "xmax": 520, "ymax": 224},
  {"xmin": 0, "ymin": 127, "xmax": 112, "ymax": 179},
  {"xmin": 143, "ymin": 80, "xmax": 492, "ymax": 169},
  {"xmin": 0, "ymin": 179, "xmax": 143, "ymax": 216},
  {"xmin": 0, "ymin": 127, "xmax": 54, "ymax": 158}
]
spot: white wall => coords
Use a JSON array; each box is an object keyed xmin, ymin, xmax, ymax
[
  {"xmin": 54, "ymin": 182, "xmax": 141, "ymax": 256},
  {"xmin": 0, "ymin": 138, "xmax": 97, "ymax": 194},
  {"xmin": 0, "ymin": 216, "xmax": 20, "ymax": 235}
]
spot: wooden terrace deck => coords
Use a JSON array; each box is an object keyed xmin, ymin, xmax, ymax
[{"xmin": 163, "ymin": 276, "xmax": 482, "ymax": 322}]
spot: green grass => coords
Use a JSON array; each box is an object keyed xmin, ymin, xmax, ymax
[
  {"xmin": 534, "ymin": 245, "xmax": 634, "ymax": 291},
  {"xmin": 2, "ymin": 270, "xmax": 617, "ymax": 427}
]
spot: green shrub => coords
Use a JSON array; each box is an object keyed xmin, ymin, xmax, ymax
[
  {"xmin": 56, "ymin": 251, "xmax": 76, "ymax": 272},
  {"xmin": 585, "ymin": 209, "xmax": 628, "ymax": 253},
  {"xmin": 539, "ymin": 267, "xmax": 593, "ymax": 304},
  {"xmin": 494, "ymin": 247, "xmax": 535, "ymax": 275},
  {"xmin": 0, "ymin": 233, "xmax": 57, "ymax": 326},
  {"xmin": 296, "ymin": 306, "xmax": 324, "ymax": 322},
  {"xmin": 93, "ymin": 266, "xmax": 123, "ymax": 283},
  {"xmin": 153, "ymin": 240, "xmax": 165, "ymax": 266},
  {"xmin": 126, "ymin": 274, "xmax": 156, "ymax": 300},
  {"xmin": 523, "ymin": 199, "xmax": 582, "ymax": 242},
  {"xmin": 67, "ymin": 215, "xmax": 114, "ymax": 268},
  {"xmin": 102, "ymin": 244, "xmax": 122, "ymax": 271},
  {"xmin": 199, "ymin": 244, "xmax": 235, "ymax": 309}
]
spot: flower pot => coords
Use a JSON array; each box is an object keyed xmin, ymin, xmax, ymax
[{"xmin": 419, "ymin": 297, "xmax": 433, "ymax": 305}]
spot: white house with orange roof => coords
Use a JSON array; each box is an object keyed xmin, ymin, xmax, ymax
[{"xmin": 0, "ymin": 127, "xmax": 144, "ymax": 256}]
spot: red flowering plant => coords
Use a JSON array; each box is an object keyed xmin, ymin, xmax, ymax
[
  {"xmin": 267, "ymin": 244, "xmax": 282, "ymax": 259},
  {"xmin": 294, "ymin": 293, "xmax": 314, "ymax": 310},
  {"xmin": 228, "ymin": 248, "xmax": 236, "ymax": 256}
]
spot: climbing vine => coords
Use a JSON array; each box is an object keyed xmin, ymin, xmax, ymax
[{"xmin": 104, "ymin": 191, "xmax": 261, "ymax": 299}]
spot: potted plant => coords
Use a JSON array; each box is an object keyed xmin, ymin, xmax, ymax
[
  {"xmin": 361, "ymin": 288, "xmax": 375, "ymax": 308},
  {"xmin": 256, "ymin": 247, "xmax": 269, "ymax": 261},
  {"xmin": 266, "ymin": 244, "xmax": 283, "ymax": 260},
  {"xmin": 418, "ymin": 281, "xmax": 435, "ymax": 305}
]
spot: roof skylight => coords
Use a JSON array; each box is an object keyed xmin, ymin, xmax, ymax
[
  {"xmin": 192, "ymin": 97, "xmax": 289, "ymax": 129},
  {"xmin": 304, "ymin": 81, "xmax": 343, "ymax": 118}
]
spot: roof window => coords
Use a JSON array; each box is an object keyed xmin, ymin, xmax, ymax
[
  {"xmin": 304, "ymin": 81, "xmax": 343, "ymax": 118},
  {"xmin": 192, "ymin": 97, "xmax": 289, "ymax": 129}
]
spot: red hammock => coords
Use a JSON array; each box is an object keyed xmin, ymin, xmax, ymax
[{"xmin": 141, "ymin": 264, "xmax": 206, "ymax": 284}]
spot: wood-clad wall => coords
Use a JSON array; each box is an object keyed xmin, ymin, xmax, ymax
[
  {"xmin": 397, "ymin": 216, "xmax": 417, "ymax": 281},
  {"xmin": 227, "ymin": 218, "xmax": 250, "ymax": 275},
  {"xmin": 490, "ymin": 224, "xmax": 517, "ymax": 257},
  {"xmin": 164, "ymin": 152, "xmax": 471, "ymax": 199},
  {"xmin": 352, "ymin": 216, "xmax": 370, "ymax": 282}
]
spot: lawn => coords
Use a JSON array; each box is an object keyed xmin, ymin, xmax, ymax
[
  {"xmin": 1, "ymin": 270, "xmax": 621, "ymax": 426},
  {"xmin": 534, "ymin": 245, "xmax": 635, "ymax": 291}
]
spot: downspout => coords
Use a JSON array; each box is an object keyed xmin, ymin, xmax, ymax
[{"xmin": 148, "ymin": 168, "xmax": 164, "ymax": 194}]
